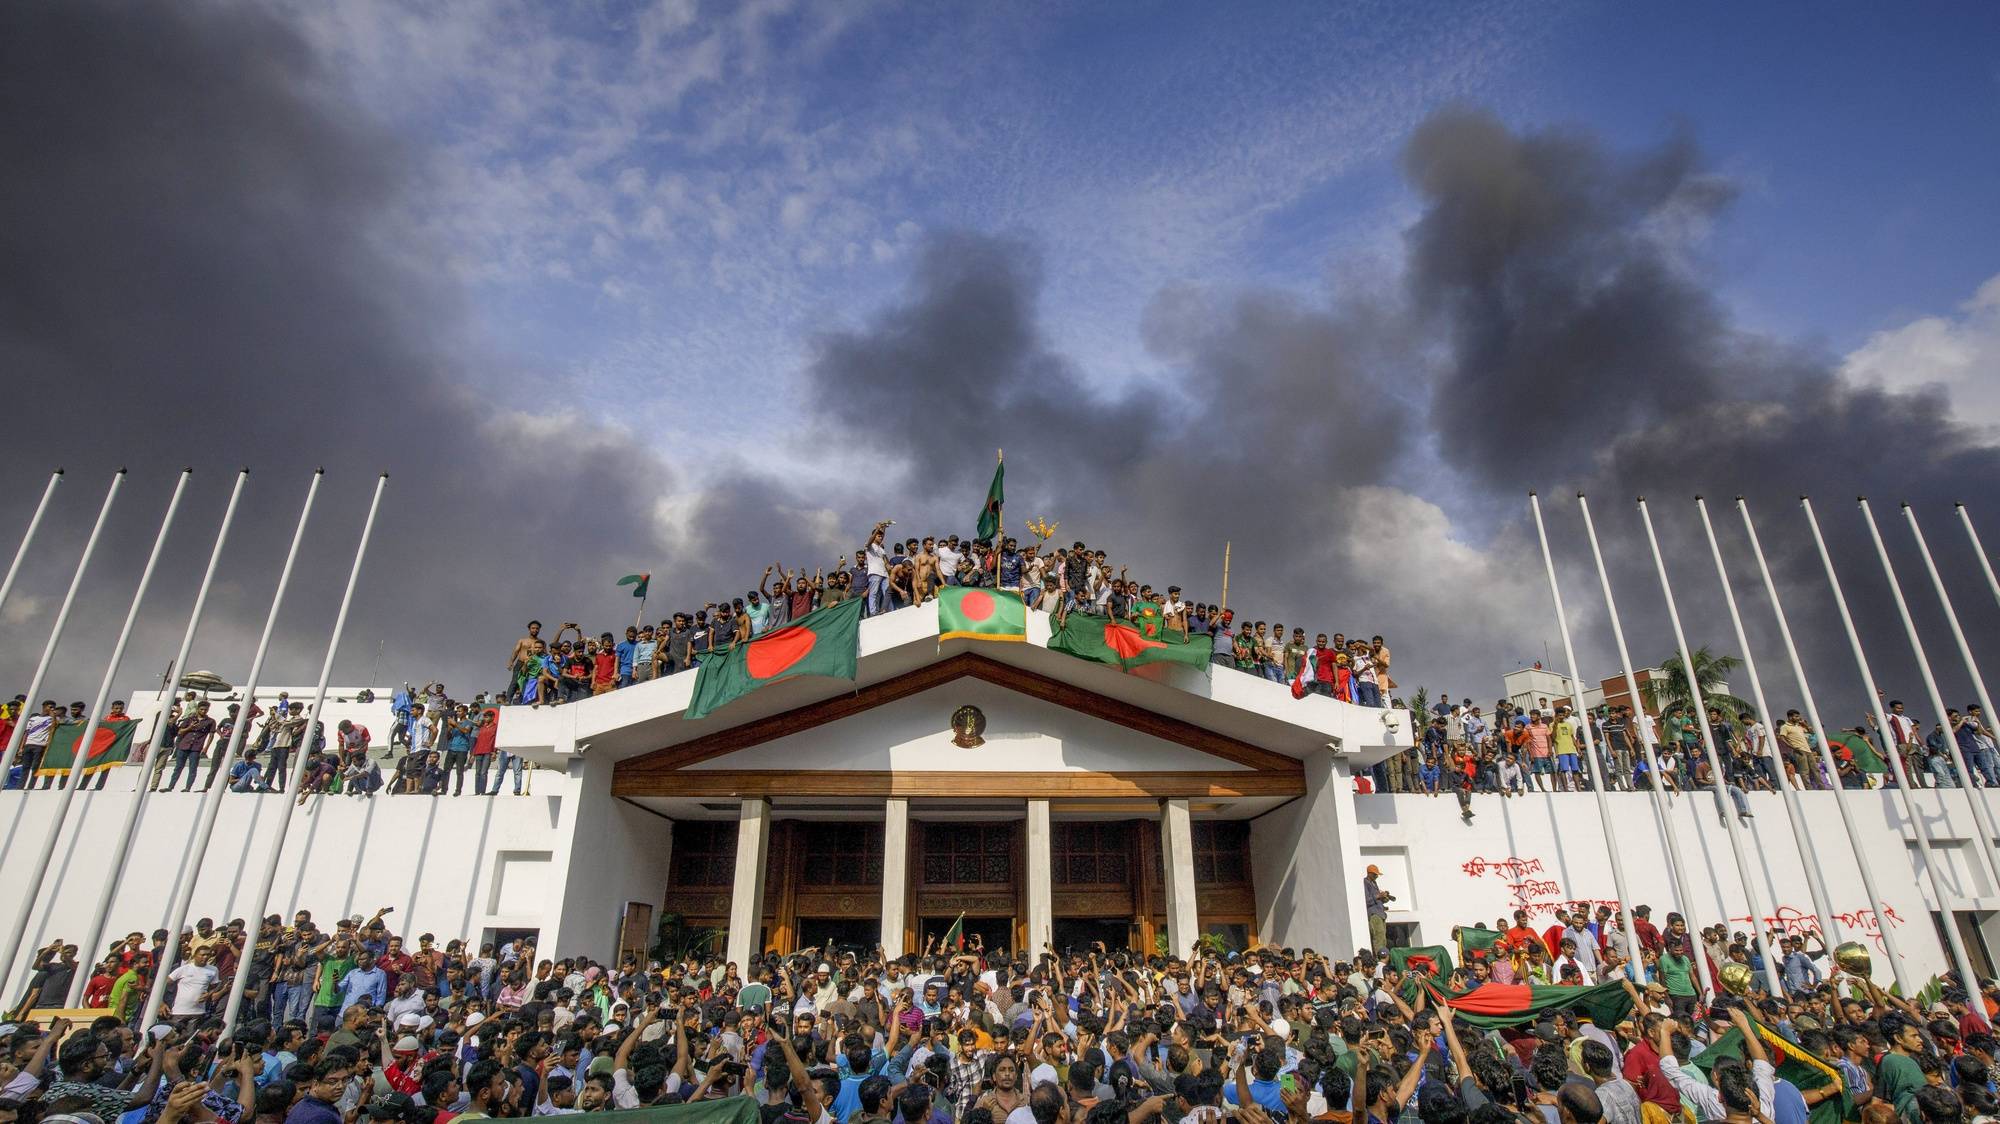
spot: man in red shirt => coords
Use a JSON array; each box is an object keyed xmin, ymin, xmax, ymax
[
  {"xmin": 1618, "ymin": 1004, "xmax": 1682, "ymax": 1115},
  {"xmin": 1502, "ymin": 910, "xmax": 1542, "ymax": 954},
  {"xmin": 1632, "ymin": 904, "xmax": 1665, "ymax": 954},
  {"xmin": 590, "ymin": 635, "xmax": 618, "ymax": 695}
]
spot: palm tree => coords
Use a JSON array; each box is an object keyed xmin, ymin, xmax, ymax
[{"xmin": 1640, "ymin": 647, "xmax": 1754, "ymax": 717}]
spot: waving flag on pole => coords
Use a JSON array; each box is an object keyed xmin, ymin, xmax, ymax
[
  {"xmin": 976, "ymin": 456, "xmax": 1004, "ymax": 542},
  {"xmin": 617, "ymin": 573, "xmax": 650, "ymax": 599}
]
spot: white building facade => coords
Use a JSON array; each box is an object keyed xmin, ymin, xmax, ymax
[{"xmin": 1, "ymin": 607, "xmax": 1994, "ymax": 998}]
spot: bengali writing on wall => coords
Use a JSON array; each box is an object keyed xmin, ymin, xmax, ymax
[{"xmin": 1455, "ymin": 852, "xmax": 1907, "ymax": 949}]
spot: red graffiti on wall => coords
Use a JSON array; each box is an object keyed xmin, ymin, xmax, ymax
[
  {"xmin": 1461, "ymin": 856, "xmax": 1546, "ymax": 879},
  {"xmin": 1727, "ymin": 903, "xmax": 1907, "ymax": 952}
]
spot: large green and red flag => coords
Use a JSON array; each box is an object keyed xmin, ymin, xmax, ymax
[
  {"xmin": 941, "ymin": 912, "xmax": 966, "ymax": 951},
  {"xmin": 938, "ymin": 587, "xmax": 1027, "ymax": 642},
  {"xmin": 617, "ymin": 573, "xmax": 650, "ymax": 599},
  {"xmin": 685, "ymin": 598, "xmax": 865, "ymax": 720},
  {"xmin": 1048, "ymin": 612, "xmax": 1211, "ymax": 675},
  {"xmin": 976, "ymin": 461, "xmax": 1004, "ymax": 542},
  {"xmin": 1458, "ymin": 926, "xmax": 1505, "ymax": 966},
  {"xmin": 1831, "ymin": 731, "xmax": 1887, "ymax": 774},
  {"xmin": 38, "ymin": 718, "xmax": 140, "ymax": 778},
  {"xmin": 1387, "ymin": 945, "xmax": 1455, "ymax": 979},
  {"xmin": 1691, "ymin": 1018, "xmax": 1848, "ymax": 1124},
  {"xmin": 1425, "ymin": 979, "xmax": 1632, "ymax": 1031}
]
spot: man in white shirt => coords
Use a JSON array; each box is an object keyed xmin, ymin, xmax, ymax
[{"xmin": 169, "ymin": 944, "xmax": 220, "ymax": 1020}]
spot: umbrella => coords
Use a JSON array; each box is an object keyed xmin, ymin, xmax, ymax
[{"xmin": 177, "ymin": 669, "xmax": 232, "ymax": 693}]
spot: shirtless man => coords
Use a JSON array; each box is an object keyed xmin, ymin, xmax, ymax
[
  {"xmin": 508, "ymin": 622, "xmax": 543, "ymax": 702},
  {"xmin": 912, "ymin": 537, "xmax": 940, "ymax": 604}
]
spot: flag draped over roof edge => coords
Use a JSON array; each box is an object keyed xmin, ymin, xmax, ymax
[
  {"xmin": 938, "ymin": 587, "xmax": 1027, "ymax": 642},
  {"xmin": 1048, "ymin": 612, "xmax": 1210, "ymax": 675},
  {"xmin": 685, "ymin": 598, "xmax": 864, "ymax": 720}
]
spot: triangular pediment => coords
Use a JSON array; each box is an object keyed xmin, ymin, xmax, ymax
[{"xmin": 611, "ymin": 653, "xmax": 1304, "ymax": 801}]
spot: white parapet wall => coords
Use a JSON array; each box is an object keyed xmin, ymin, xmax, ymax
[
  {"xmin": 0, "ymin": 767, "xmax": 579, "ymax": 999},
  {"xmin": 1351, "ymin": 787, "xmax": 2000, "ymax": 983}
]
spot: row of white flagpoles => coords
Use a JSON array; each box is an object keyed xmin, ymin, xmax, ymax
[
  {"xmin": 0, "ymin": 468, "xmax": 385, "ymax": 1034},
  {"xmin": 3, "ymin": 473, "xmax": 1999, "ymax": 1023},
  {"xmin": 1530, "ymin": 492, "xmax": 2000, "ymax": 1004}
]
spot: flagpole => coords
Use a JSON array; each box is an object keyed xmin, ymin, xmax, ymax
[
  {"xmin": 69, "ymin": 469, "xmax": 248, "ymax": 1005},
  {"xmin": 1737, "ymin": 498, "xmax": 1912, "ymax": 991},
  {"xmin": 0, "ymin": 470, "xmax": 186, "ymax": 994},
  {"xmin": 1693, "ymin": 497, "xmax": 1840, "ymax": 947},
  {"xmin": 138, "ymin": 469, "xmax": 322, "ymax": 1034},
  {"xmin": 1802, "ymin": 496, "xmax": 1984, "ymax": 1010},
  {"xmin": 0, "ymin": 470, "xmax": 62, "ymax": 629},
  {"xmin": 1905, "ymin": 506, "xmax": 2000, "ymax": 793},
  {"xmin": 1527, "ymin": 494, "xmax": 1646, "ymax": 976},
  {"xmin": 995, "ymin": 450, "xmax": 1003, "ymax": 545},
  {"xmin": 1220, "ymin": 541, "xmax": 1231, "ymax": 613},
  {"xmin": 1860, "ymin": 499, "xmax": 2000, "ymax": 887},
  {"xmin": 220, "ymin": 473, "xmax": 385, "ymax": 1034},
  {"xmin": 1957, "ymin": 504, "xmax": 2000, "ymax": 610},
  {"xmin": 0, "ymin": 470, "xmax": 125, "ymax": 789},
  {"xmin": 1636, "ymin": 497, "xmax": 1785, "ymax": 996},
  {"xmin": 1576, "ymin": 495, "xmax": 1712, "ymax": 998}
]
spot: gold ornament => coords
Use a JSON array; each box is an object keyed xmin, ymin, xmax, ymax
[
  {"xmin": 1834, "ymin": 941, "xmax": 1873, "ymax": 977},
  {"xmin": 1718, "ymin": 962, "xmax": 1754, "ymax": 996},
  {"xmin": 1025, "ymin": 516, "xmax": 1060, "ymax": 546}
]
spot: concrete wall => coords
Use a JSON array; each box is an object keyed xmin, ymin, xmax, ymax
[
  {"xmin": 0, "ymin": 769, "xmax": 577, "ymax": 998},
  {"xmin": 537, "ymin": 755, "xmax": 674, "ymax": 965},
  {"xmin": 1354, "ymin": 786, "xmax": 2000, "ymax": 983}
]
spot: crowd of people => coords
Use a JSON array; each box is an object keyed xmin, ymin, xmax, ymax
[
  {"xmin": 1365, "ymin": 693, "xmax": 2000, "ymax": 818},
  {"xmin": 501, "ymin": 524, "xmax": 1397, "ymax": 709},
  {"xmin": 4, "ymin": 885, "xmax": 1994, "ymax": 1124}
]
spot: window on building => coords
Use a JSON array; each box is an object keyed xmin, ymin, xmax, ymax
[
  {"xmin": 1192, "ymin": 821, "xmax": 1250, "ymax": 884},
  {"xmin": 923, "ymin": 823, "xmax": 1013, "ymax": 885},
  {"xmin": 801, "ymin": 823, "xmax": 885, "ymax": 886},
  {"xmin": 1052, "ymin": 821, "xmax": 1132, "ymax": 885},
  {"xmin": 670, "ymin": 821, "xmax": 738, "ymax": 887}
]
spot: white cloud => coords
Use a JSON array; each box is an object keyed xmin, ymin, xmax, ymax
[{"xmin": 1841, "ymin": 274, "xmax": 2000, "ymax": 438}]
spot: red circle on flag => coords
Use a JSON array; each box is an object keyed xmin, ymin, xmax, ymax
[
  {"xmin": 746, "ymin": 626, "xmax": 817, "ymax": 678},
  {"xmin": 959, "ymin": 590, "xmax": 997, "ymax": 622}
]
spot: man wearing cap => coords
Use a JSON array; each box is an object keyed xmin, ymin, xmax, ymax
[{"xmin": 1362, "ymin": 865, "xmax": 1392, "ymax": 951}]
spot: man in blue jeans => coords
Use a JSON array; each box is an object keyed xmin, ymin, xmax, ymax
[{"xmin": 863, "ymin": 520, "xmax": 892, "ymax": 616}]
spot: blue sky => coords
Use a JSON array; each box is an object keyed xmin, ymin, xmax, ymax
[{"xmin": 295, "ymin": 0, "xmax": 2000, "ymax": 449}]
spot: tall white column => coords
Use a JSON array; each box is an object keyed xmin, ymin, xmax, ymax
[
  {"xmin": 0, "ymin": 470, "xmax": 184, "ymax": 993},
  {"xmin": 1026, "ymin": 799, "xmax": 1052, "ymax": 953},
  {"xmin": 1738, "ymin": 497, "xmax": 1914, "ymax": 993},
  {"xmin": 1576, "ymin": 496, "xmax": 1712, "ymax": 996},
  {"xmin": 1802, "ymin": 496, "xmax": 1985, "ymax": 1015},
  {"xmin": 0, "ymin": 470, "xmax": 124, "ymax": 787},
  {"xmin": 0, "ymin": 470, "xmax": 62, "ymax": 629},
  {"xmin": 1160, "ymin": 798, "xmax": 1199, "ymax": 956},
  {"xmin": 70, "ymin": 471, "xmax": 246, "ymax": 1000},
  {"xmin": 220, "ymin": 474, "xmax": 386, "ymax": 1033},
  {"xmin": 1528, "ymin": 494, "xmax": 1645, "ymax": 975},
  {"xmin": 1694, "ymin": 496, "xmax": 1839, "ymax": 946},
  {"xmin": 1637, "ymin": 498, "xmax": 1785, "ymax": 996},
  {"xmin": 725, "ymin": 798, "xmax": 771, "ymax": 969},
  {"xmin": 881, "ymin": 798, "xmax": 909, "ymax": 959},
  {"xmin": 1860, "ymin": 499, "xmax": 2000, "ymax": 889}
]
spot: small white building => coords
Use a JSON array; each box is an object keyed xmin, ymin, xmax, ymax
[{"xmin": 1501, "ymin": 664, "xmax": 1606, "ymax": 713}]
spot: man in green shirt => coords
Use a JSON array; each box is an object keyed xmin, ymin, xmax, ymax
[
  {"xmin": 1656, "ymin": 946, "xmax": 1697, "ymax": 1021},
  {"xmin": 312, "ymin": 941, "xmax": 356, "ymax": 1032},
  {"xmin": 1874, "ymin": 1013, "xmax": 1928, "ymax": 1123}
]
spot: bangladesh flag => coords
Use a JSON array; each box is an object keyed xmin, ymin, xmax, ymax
[
  {"xmin": 976, "ymin": 462, "xmax": 1004, "ymax": 542},
  {"xmin": 617, "ymin": 572, "xmax": 650, "ymax": 599},
  {"xmin": 1692, "ymin": 1018, "xmax": 1848, "ymax": 1124},
  {"xmin": 685, "ymin": 598, "xmax": 865, "ymax": 720},
  {"xmin": 942, "ymin": 912, "xmax": 966, "ymax": 950},
  {"xmin": 1425, "ymin": 979, "xmax": 1633, "ymax": 1031},
  {"xmin": 1048, "ymin": 612, "xmax": 1211, "ymax": 675},
  {"xmin": 38, "ymin": 718, "xmax": 140, "ymax": 778},
  {"xmin": 1388, "ymin": 945, "xmax": 1454, "ymax": 979},
  {"xmin": 1831, "ymin": 731, "xmax": 1886, "ymax": 773},
  {"xmin": 938, "ymin": 587, "xmax": 1027, "ymax": 642},
  {"xmin": 1131, "ymin": 600, "xmax": 1170, "ymax": 639},
  {"xmin": 1458, "ymin": 926, "xmax": 1505, "ymax": 965}
]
